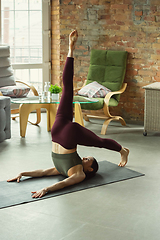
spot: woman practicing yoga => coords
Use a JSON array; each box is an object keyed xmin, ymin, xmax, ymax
[{"xmin": 7, "ymin": 30, "xmax": 129, "ymax": 198}]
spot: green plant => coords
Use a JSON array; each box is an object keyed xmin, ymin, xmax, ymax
[{"xmin": 49, "ymin": 84, "xmax": 62, "ymax": 94}]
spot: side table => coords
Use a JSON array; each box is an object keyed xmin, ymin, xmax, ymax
[{"xmin": 143, "ymin": 82, "xmax": 160, "ymax": 136}]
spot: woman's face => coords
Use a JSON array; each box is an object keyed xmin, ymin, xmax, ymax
[{"xmin": 82, "ymin": 156, "xmax": 94, "ymax": 172}]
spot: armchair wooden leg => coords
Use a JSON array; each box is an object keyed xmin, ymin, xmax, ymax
[
  {"xmin": 12, "ymin": 115, "xmax": 19, "ymax": 120},
  {"xmin": 101, "ymin": 116, "xmax": 126, "ymax": 135},
  {"xmin": 118, "ymin": 116, "xmax": 126, "ymax": 126},
  {"xmin": 11, "ymin": 109, "xmax": 19, "ymax": 120},
  {"xmin": 101, "ymin": 118, "xmax": 112, "ymax": 135},
  {"xmin": 83, "ymin": 113, "xmax": 90, "ymax": 122}
]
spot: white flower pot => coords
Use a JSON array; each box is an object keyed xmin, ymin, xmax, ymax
[{"xmin": 51, "ymin": 93, "xmax": 59, "ymax": 101}]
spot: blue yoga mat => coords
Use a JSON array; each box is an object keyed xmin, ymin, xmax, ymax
[{"xmin": 0, "ymin": 161, "xmax": 144, "ymax": 209}]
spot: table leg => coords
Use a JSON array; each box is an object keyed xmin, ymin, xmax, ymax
[
  {"xmin": 49, "ymin": 104, "xmax": 58, "ymax": 130},
  {"xmin": 19, "ymin": 104, "xmax": 43, "ymax": 137},
  {"xmin": 41, "ymin": 103, "xmax": 51, "ymax": 132},
  {"xmin": 19, "ymin": 104, "xmax": 34, "ymax": 137},
  {"xmin": 74, "ymin": 103, "xmax": 84, "ymax": 126},
  {"xmin": 19, "ymin": 103, "xmax": 55, "ymax": 137},
  {"xmin": 28, "ymin": 108, "xmax": 41, "ymax": 125}
]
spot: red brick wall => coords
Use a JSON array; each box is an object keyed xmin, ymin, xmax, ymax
[{"xmin": 51, "ymin": 0, "xmax": 160, "ymax": 124}]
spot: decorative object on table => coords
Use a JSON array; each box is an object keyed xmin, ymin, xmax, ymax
[
  {"xmin": 37, "ymin": 85, "xmax": 42, "ymax": 102},
  {"xmin": 43, "ymin": 82, "xmax": 50, "ymax": 102},
  {"xmin": 49, "ymin": 84, "xmax": 62, "ymax": 101},
  {"xmin": 76, "ymin": 49, "xmax": 128, "ymax": 135}
]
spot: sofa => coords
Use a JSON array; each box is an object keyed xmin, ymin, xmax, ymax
[{"xmin": 0, "ymin": 96, "xmax": 11, "ymax": 142}]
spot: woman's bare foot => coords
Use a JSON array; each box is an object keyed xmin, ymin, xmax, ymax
[
  {"xmin": 118, "ymin": 147, "xmax": 129, "ymax": 167},
  {"xmin": 67, "ymin": 30, "xmax": 78, "ymax": 57}
]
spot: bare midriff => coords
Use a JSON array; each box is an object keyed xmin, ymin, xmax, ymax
[{"xmin": 52, "ymin": 142, "xmax": 77, "ymax": 154}]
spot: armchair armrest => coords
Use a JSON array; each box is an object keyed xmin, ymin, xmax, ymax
[
  {"xmin": 16, "ymin": 80, "xmax": 39, "ymax": 96},
  {"xmin": 104, "ymin": 83, "xmax": 127, "ymax": 106}
]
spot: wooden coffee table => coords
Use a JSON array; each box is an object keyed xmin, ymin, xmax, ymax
[{"xmin": 11, "ymin": 96, "xmax": 97, "ymax": 137}]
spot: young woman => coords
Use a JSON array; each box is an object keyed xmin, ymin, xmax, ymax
[{"xmin": 7, "ymin": 30, "xmax": 129, "ymax": 198}]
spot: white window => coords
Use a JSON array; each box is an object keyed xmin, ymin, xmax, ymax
[{"xmin": 0, "ymin": 0, "xmax": 51, "ymax": 91}]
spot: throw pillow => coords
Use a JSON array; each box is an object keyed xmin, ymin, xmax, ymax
[
  {"xmin": 0, "ymin": 84, "xmax": 30, "ymax": 98},
  {"xmin": 78, "ymin": 81, "xmax": 111, "ymax": 98}
]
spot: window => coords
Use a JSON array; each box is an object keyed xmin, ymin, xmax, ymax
[{"xmin": 0, "ymin": 0, "xmax": 51, "ymax": 91}]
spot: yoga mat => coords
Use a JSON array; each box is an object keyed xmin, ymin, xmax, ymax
[{"xmin": 0, "ymin": 161, "xmax": 144, "ymax": 209}]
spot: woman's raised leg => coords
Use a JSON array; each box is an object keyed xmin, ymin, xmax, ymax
[
  {"xmin": 56, "ymin": 30, "xmax": 78, "ymax": 122},
  {"xmin": 73, "ymin": 122, "xmax": 129, "ymax": 167}
]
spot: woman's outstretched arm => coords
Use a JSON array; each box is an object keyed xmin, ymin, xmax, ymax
[
  {"xmin": 7, "ymin": 168, "xmax": 60, "ymax": 183},
  {"xmin": 31, "ymin": 171, "xmax": 85, "ymax": 198}
]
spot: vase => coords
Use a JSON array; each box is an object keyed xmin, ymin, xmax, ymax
[{"xmin": 51, "ymin": 93, "xmax": 59, "ymax": 102}]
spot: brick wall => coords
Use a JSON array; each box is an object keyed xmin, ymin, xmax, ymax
[{"xmin": 51, "ymin": 0, "xmax": 160, "ymax": 124}]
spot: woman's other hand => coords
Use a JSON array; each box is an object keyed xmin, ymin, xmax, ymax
[{"xmin": 7, "ymin": 173, "xmax": 22, "ymax": 183}]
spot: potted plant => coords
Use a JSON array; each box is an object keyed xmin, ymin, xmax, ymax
[{"xmin": 49, "ymin": 84, "xmax": 62, "ymax": 101}]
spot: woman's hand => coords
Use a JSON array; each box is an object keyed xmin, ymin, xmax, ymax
[
  {"xmin": 7, "ymin": 173, "xmax": 22, "ymax": 183},
  {"xmin": 31, "ymin": 188, "xmax": 47, "ymax": 198}
]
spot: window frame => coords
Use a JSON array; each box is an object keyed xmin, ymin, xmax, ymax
[{"xmin": 0, "ymin": 0, "xmax": 51, "ymax": 87}]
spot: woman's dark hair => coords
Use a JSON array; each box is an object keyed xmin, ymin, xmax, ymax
[{"xmin": 85, "ymin": 158, "xmax": 99, "ymax": 179}]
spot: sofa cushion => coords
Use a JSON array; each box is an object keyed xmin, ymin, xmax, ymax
[
  {"xmin": 0, "ymin": 75, "xmax": 16, "ymax": 88},
  {"xmin": 0, "ymin": 45, "xmax": 16, "ymax": 88},
  {"xmin": 0, "ymin": 66, "xmax": 13, "ymax": 78},
  {"xmin": 0, "ymin": 45, "xmax": 10, "ymax": 57},
  {"xmin": 0, "ymin": 57, "xmax": 11, "ymax": 68}
]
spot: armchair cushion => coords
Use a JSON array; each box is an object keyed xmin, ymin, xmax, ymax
[
  {"xmin": 73, "ymin": 95, "xmax": 119, "ymax": 110},
  {"xmin": 78, "ymin": 81, "xmax": 111, "ymax": 98},
  {"xmin": 0, "ymin": 84, "xmax": 30, "ymax": 98},
  {"xmin": 87, "ymin": 49, "xmax": 127, "ymax": 102}
]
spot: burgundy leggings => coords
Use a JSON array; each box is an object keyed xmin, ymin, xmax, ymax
[{"xmin": 51, "ymin": 57, "xmax": 122, "ymax": 152}]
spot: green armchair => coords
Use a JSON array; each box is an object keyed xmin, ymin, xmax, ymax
[{"xmin": 76, "ymin": 49, "xmax": 128, "ymax": 135}]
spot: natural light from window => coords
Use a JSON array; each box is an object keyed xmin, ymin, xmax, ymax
[{"xmin": 1, "ymin": 0, "xmax": 43, "ymax": 88}]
